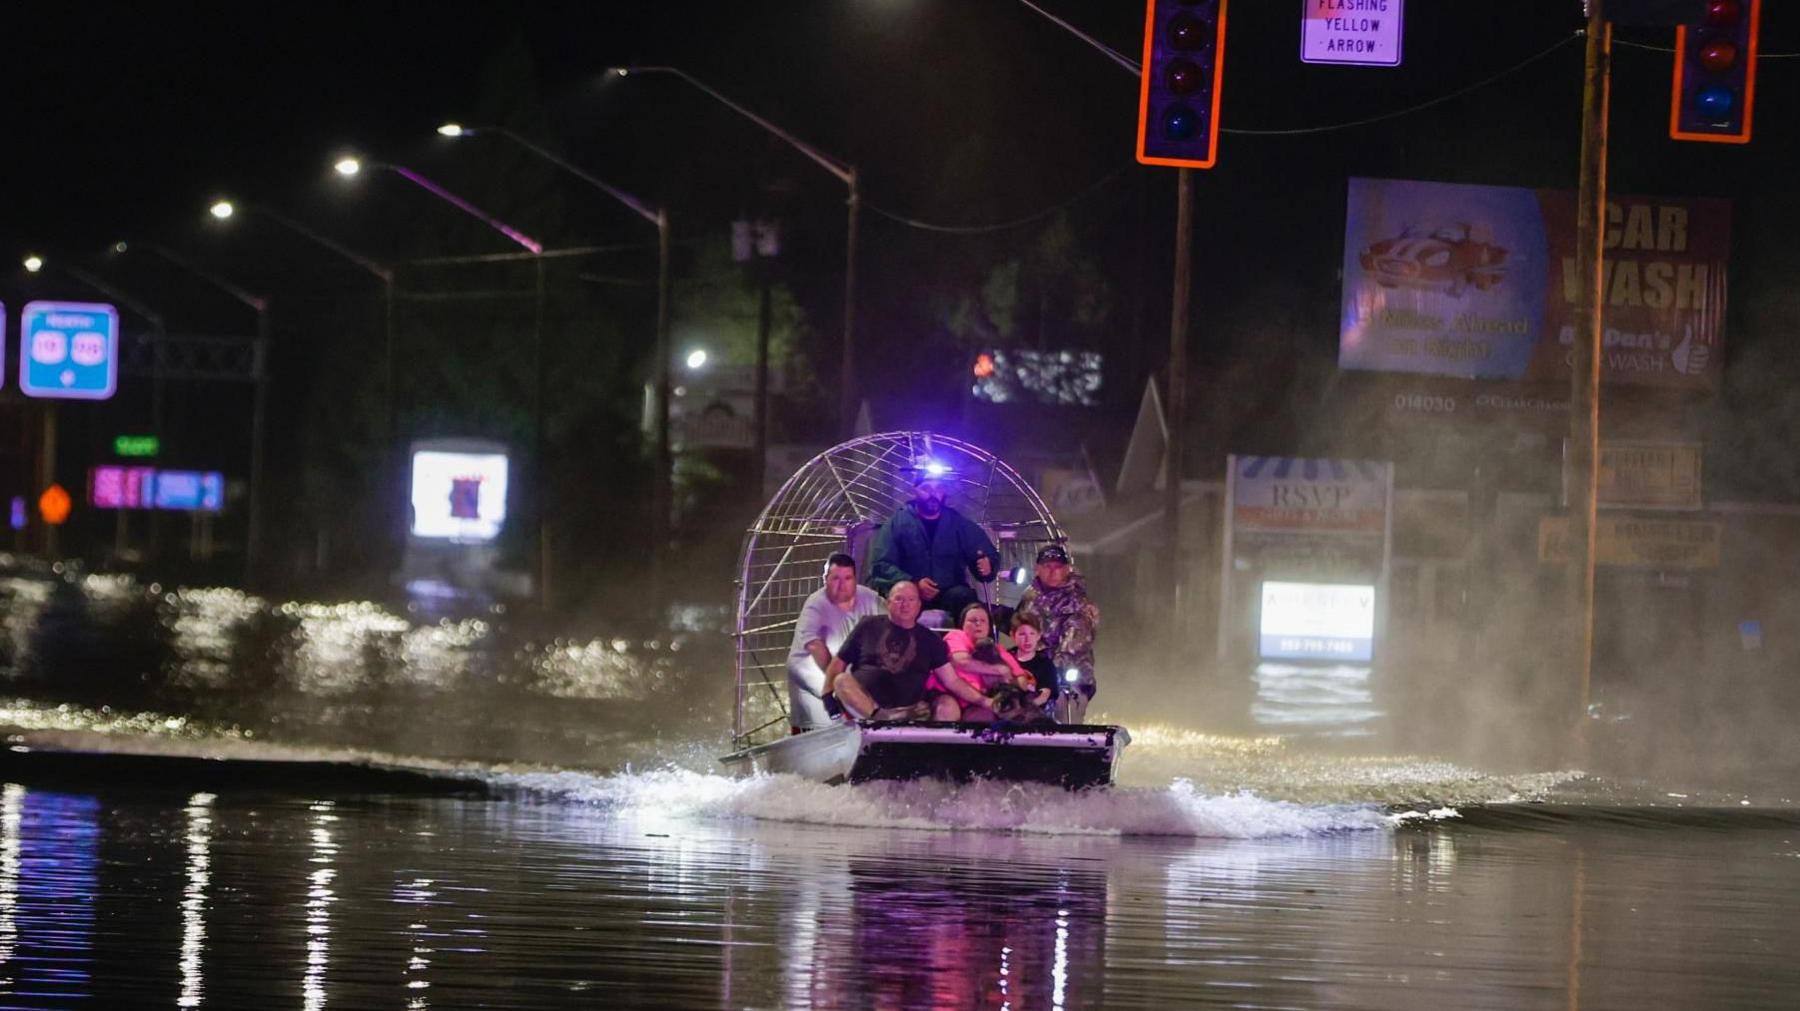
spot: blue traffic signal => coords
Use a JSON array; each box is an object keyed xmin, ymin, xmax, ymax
[
  {"xmin": 1136, "ymin": 0, "xmax": 1228, "ymax": 169},
  {"xmin": 1670, "ymin": 0, "xmax": 1760, "ymax": 143}
]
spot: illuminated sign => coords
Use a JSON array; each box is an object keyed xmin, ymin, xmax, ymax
[
  {"xmin": 410, "ymin": 449, "xmax": 508, "ymax": 542},
  {"xmin": 1258, "ymin": 581, "xmax": 1376, "ymax": 662},
  {"xmin": 113, "ymin": 435, "xmax": 160, "ymax": 457},
  {"xmin": 20, "ymin": 301, "xmax": 119, "ymax": 400},
  {"xmin": 154, "ymin": 470, "xmax": 225, "ymax": 512},
  {"xmin": 1301, "ymin": 0, "xmax": 1403, "ymax": 67},
  {"xmin": 91, "ymin": 466, "xmax": 157, "ymax": 509},
  {"xmin": 971, "ymin": 348, "xmax": 1104, "ymax": 406},
  {"xmin": 89, "ymin": 466, "xmax": 222, "ymax": 512},
  {"xmin": 1232, "ymin": 456, "xmax": 1389, "ymax": 535}
]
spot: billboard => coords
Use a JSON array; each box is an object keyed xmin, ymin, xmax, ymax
[
  {"xmin": 1538, "ymin": 515, "xmax": 1721, "ymax": 570},
  {"xmin": 410, "ymin": 448, "xmax": 508, "ymax": 542},
  {"xmin": 1596, "ymin": 441, "xmax": 1702, "ymax": 511},
  {"xmin": 1221, "ymin": 455, "xmax": 1392, "ymax": 662},
  {"xmin": 1340, "ymin": 178, "xmax": 1730, "ymax": 389},
  {"xmin": 1258, "ymin": 581, "xmax": 1376, "ymax": 662},
  {"xmin": 1231, "ymin": 455, "xmax": 1389, "ymax": 536},
  {"xmin": 89, "ymin": 466, "xmax": 223, "ymax": 512}
]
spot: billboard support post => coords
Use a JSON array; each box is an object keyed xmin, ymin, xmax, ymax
[{"xmin": 1569, "ymin": 5, "xmax": 1612, "ymax": 759}]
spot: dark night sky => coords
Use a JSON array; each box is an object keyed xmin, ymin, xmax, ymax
[
  {"xmin": 6, "ymin": 3, "xmax": 1793, "ymax": 297},
  {"xmin": 15, "ymin": 2, "xmax": 1782, "ymax": 259},
  {"xmin": 3, "ymin": 2, "xmax": 1799, "ymax": 508}
]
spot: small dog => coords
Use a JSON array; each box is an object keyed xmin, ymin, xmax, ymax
[{"xmin": 986, "ymin": 682, "xmax": 1055, "ymax": 725}]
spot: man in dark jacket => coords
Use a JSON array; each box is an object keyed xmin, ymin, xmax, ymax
[{"xmin": 868, "ymin": 468, "xmax": 999, "ymax": 620}]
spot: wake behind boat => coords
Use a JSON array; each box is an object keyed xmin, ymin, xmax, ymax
[{"xmin": 722, "ymin": 432, "xmax": 1130, "ymax": 788}]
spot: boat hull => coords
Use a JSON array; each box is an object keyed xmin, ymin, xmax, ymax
[{"xmin": 720, "ymin": 721, "xmax": 1128, "ymax": 789}]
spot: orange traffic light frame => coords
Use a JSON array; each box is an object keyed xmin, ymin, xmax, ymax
[
  {"xmin": 1135, "ymin": 0, "xmax": 1229, "ymax": 169},
  {"xmin": 1669, "ymin": 0, "xmax": 1760, "ymax": 144}
]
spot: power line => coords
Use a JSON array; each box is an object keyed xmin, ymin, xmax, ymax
[
  {"xmin": 1614, "ymin": 36, "xmax": 1800, "ymax": 58},
  {"xmin": 1225, "ymin": 32, "xmax": 1582, "ymax": 136},
  {"xmin": 861, "ymin": 32, "xmax": 1584, "ymax": 232},
  {"xmin": 863, "ymin": 166, "xmax": 1132, "ymax": 235}
]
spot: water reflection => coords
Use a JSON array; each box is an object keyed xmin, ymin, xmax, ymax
[
  {"xmin": 1252, "ymin": 662, "xmax": 1382, "ymax": 736},
  {"xmin": 0, "ymin": 787, "xmax": 99, "ymax": 1003},
  {"xmin": 179, "ymin": 792, "xmax": 214, "ymax": 1008},
  {"xmin": 816, "ymin": 841, "xmax": 1108, "ymax": 1010},
  {"xmin": 0, "ymin": 781, "xmax": 1789, "ymax": 1008},
  {"xmin": 394, "ymin": 875, "xmax": 438, "ymax": 1010},
  {"xmin": 0, "ymin": 784, "xmax": 19, "ymax": 973},
  {"xmin": 305, "ymin": 800, "xmax": 338, "ymax": 1011}
]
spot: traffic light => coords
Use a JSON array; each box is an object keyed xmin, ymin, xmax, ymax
[
  {"xmin": 1136, "ymin": 0, "xmax": 1228, "ymax": 169},
  {"xmin": 1669, "ymin": 0, "xmax": 1760, "ymax": 143}
]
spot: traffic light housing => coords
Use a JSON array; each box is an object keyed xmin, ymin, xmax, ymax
[
  {"xmin": 1136, "ymin": 0, "xmax": 1228, "ymax": 169},
  {"xmin": 1670, "ymin": 0, "xmax": 1760, "ymax": 143}
]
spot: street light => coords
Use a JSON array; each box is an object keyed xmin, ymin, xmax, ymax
[
  {"xmin": 207, "ymin": 195, "xmax": 399, "ymax": 565},
  {"xmin": 112, "ymin": 239, "xmax": 271, "ymax": 584},
  {"xmin": 608, "ymin": 65, "xmax": 863, "ymax": 440},
  {"xmin": 335, "ymin": 150, "xmax": 551, "ymax": 599},
  {"xmin": 686, "ymin": 349, "xmax": 708, "ymax": 370},
  {"xmin": 435, "ymin": 122, "xmax": 674, "ymax": 594},
  {"xmin": 17, "ymin": 252, "xmax": 167, "ymax": 331},
  {"xmin": 332, "ymin": 153, "xmax": 542, "ymax": 254}
]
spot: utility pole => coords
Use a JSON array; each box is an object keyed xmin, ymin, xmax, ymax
[
  {"xmin": 1165, "ymin": 168, "xmax": 1193, "ymax": 605},
  {"xmin": 754, "ymin": 260, "xmax": 774, "ymax": 496},
  {"xmin": 1569, "ymin": 2, "xmax": 1611, "ymax": 758},
  {"xmin": 839, "ymin": 169, "xmax": 860, "ymax": 439}
]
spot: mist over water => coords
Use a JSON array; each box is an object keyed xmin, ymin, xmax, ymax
[{"xmin": 1, "ymin": 555, "xmax": 1789, "ymax": 821}]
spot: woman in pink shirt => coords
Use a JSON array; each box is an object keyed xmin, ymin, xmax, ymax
[{"xmin": 927, "ymin": 602, "xmax": 1033, "ymax": 721}]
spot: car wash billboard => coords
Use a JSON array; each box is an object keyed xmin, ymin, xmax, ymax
[{"xmin": 1339, "ymin": 178, "xmax": 1730, "ymax": 390}]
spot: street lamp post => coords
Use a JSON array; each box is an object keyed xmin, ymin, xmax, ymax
[
  {"xmin": 114, "ymin": 240, "xmax": 270, "ymax": 583},
  {"xmin": 436, "ymin": 123, "xmax": 674, "ymax": 595},
  {"xmin": 209, "ymin": 198, "xmax": 398, "ymax": 570},
  {"xmin": 610, "ymin": 66, "xmax": 861, "ymax": 440},
  {"xmin": 333, "ymin": 155, "xmax": 551, "ymax": 600}
]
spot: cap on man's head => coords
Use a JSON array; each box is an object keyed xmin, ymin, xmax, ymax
[{"xmin": 1036, "ymin": 544, "xmax": 1071, "ymax": 565}]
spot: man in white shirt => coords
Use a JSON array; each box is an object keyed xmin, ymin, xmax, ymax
[{"xmin": 787, "ymin": 553, "xmax": 885, "ymax": 731}]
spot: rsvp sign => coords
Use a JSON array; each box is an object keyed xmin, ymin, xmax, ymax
[{"xmin": 20, "ymin": 301, "xmax": 118, "ymax": 400}]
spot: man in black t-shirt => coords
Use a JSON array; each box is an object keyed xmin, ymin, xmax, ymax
[{"xmin": 826, "ymin": 581, "xmax": 990, "ymax": 721}]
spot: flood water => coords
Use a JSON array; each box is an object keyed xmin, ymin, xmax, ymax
[
  {"xmin": 1, "ymin": 774, "xmax": 1798, "ymax": 1009},
  {"xmin": 1, "ymin": 566, "xmax": 1798, "ymax": 1008}
]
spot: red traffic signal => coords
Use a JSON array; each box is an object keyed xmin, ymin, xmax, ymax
[
  {"xmin": 1136, "ymin": 0, "xmax": 1228, "ymax": 169},
  {"xmin": 1670, "ymin": 0, "xmax": 1760, "ymax": 143}
]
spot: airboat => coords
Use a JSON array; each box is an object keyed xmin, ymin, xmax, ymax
[{"xmin": 720, "ymin": 432, "xmax": 1129, "ymax": 789}]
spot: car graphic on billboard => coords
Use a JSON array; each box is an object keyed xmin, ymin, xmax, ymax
[{"xmin": 1358, "ymin": 223, "xmax": 1508, "ymax": 298}]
